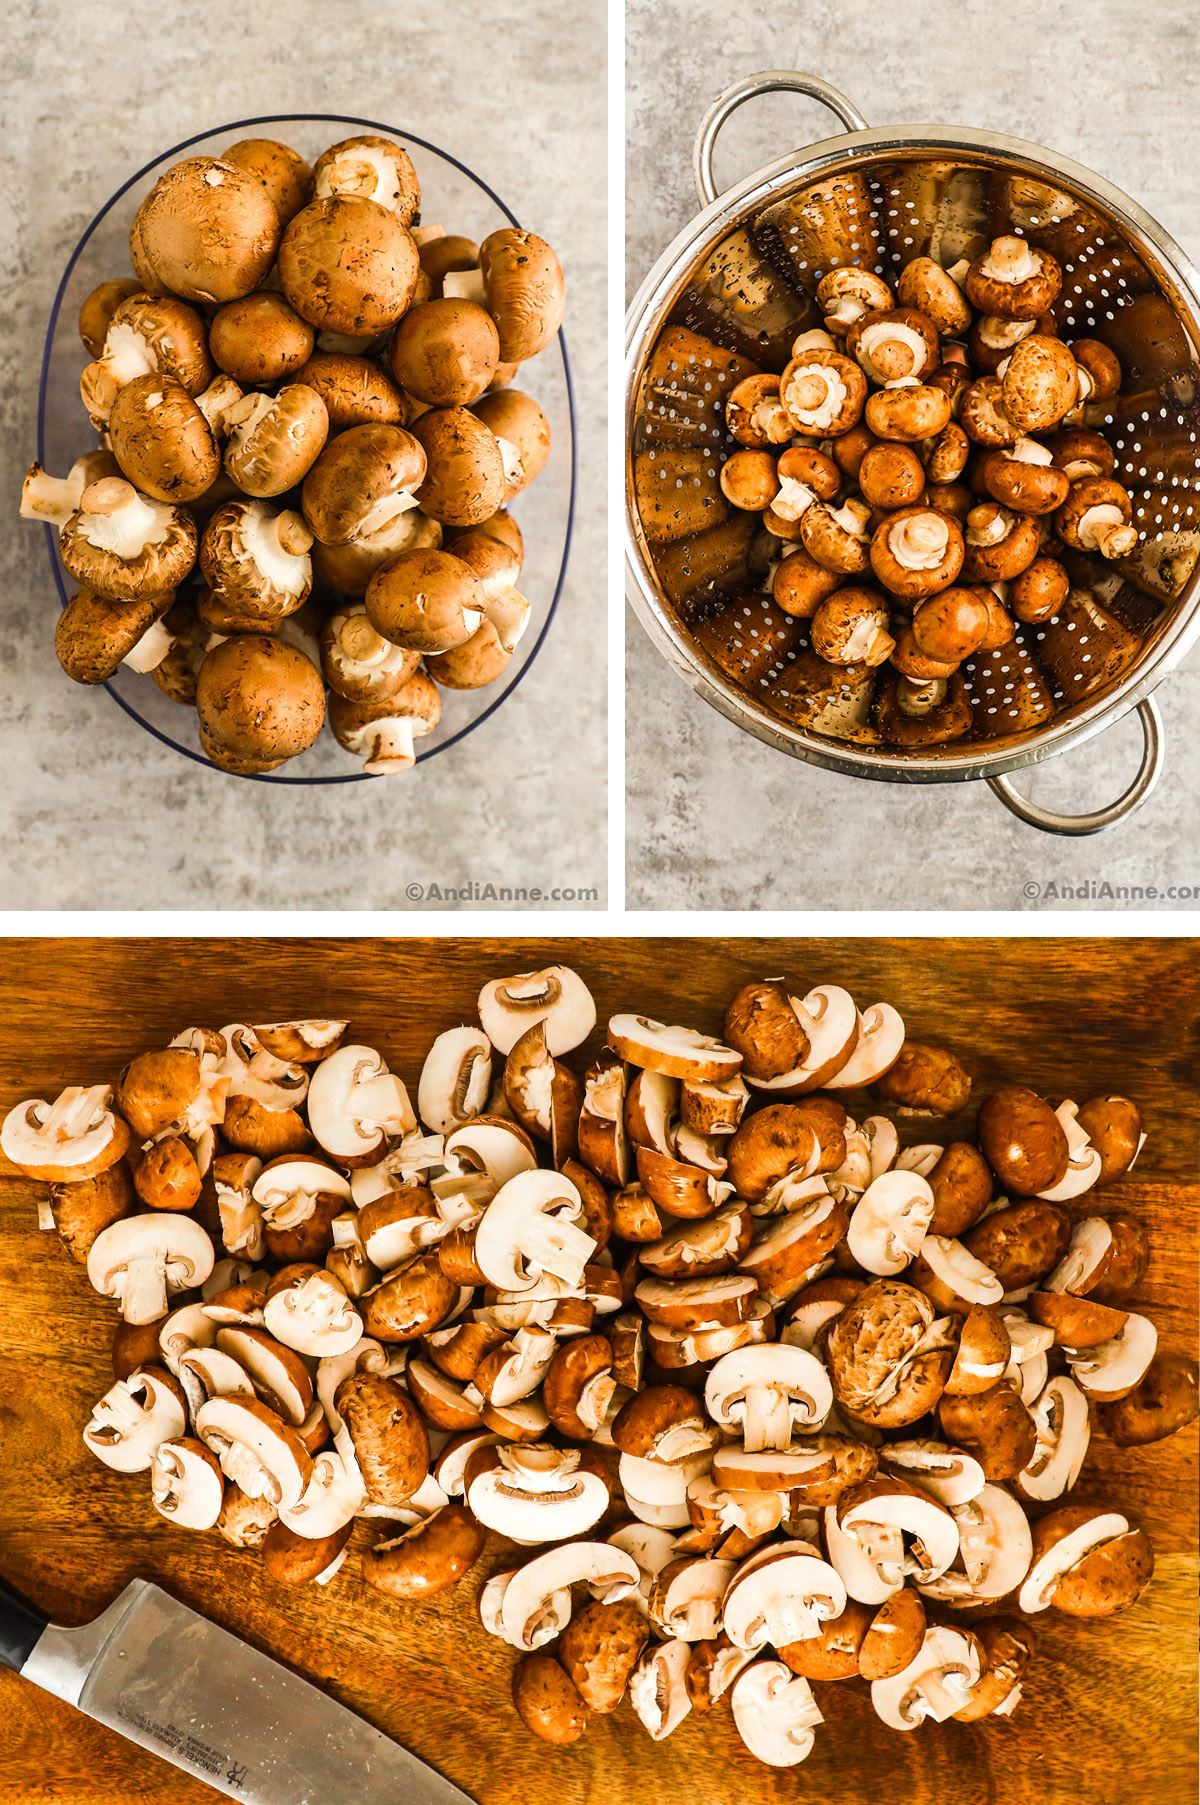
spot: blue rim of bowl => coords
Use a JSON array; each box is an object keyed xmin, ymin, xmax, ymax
[{"xmin": 36, "ymin": 110, "xmax": 577, "ymax": 786}]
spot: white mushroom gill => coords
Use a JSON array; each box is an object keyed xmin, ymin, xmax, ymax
[
  {"xmin": 78, "ymin": 486, "xmax": 174, "ymax": 557},
  {"xmin": 783, "ymin": 365, "xmax": 846, "ymax": 433}
]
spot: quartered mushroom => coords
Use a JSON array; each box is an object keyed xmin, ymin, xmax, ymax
[
  {"xmin": 477, "ymin": 966, "xmax": 596, "ymax": 1057},
  {"xmin": 1018, "ymin": 1503, "xmax": 1154, "ymax": 1617},
  {"xmin": 361, "ymin": 1503, "xmax": 485, "ymax": 1599},
  {"xmin": 629, "ymin": 1638, "xmax": 692, "ymax": 1741},
  {"xmin": 730, "ymin": 1660, "xmax": 824, "ymax": 1767},
  {"xmin": 84, "ymin": 1368, "xmax": 188, "ymax": 1472},
  {"xmin": 150, "ymin": 1438, "xmax": 225, "ymax": 1530},
  {"xmin": 306, "ymin": 1045, "xmax": 415, "ymax": 1164},
  {"xmin": 847, "ymin": 1170, "xmax": 936, "ymax": 1276},
  {"xmin": 608, "ymin": 1015, "xmax": 743, "ymax": 1083},
  {"xmin": 953, "ymin": 1618, "xmax": 1035, "ymax": 1721},
  {"xmin": 473, "ymin": 1168, "xmax": 596, "ymax": 1293},
  {"xmin": 871, "ymin": 1625, "xmax": 984, "ymax": 1730},
  {"xmin": 1066, "ymin": 1312, "xmax": 1158, "ymax": 1400},
  {"xmin": 261, "ymin": 1267, "xmax": 362, "ymax": 1357},
  {"xmin": 915, "ymin": 1482, "xmax": 1032, "ymax": 1603}
]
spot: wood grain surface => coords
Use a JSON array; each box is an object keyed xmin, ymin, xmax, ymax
[{"xmin": 0, "ymin": 936, "xmax": 1195, "ymax": 1805}]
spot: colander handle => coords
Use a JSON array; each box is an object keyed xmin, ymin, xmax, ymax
[
  {"xmin": 985, "ymin": 698, "xmax": 1164, "ymax": 835},
  {"xmin": 694, "ymin": 72, "xmax": 869, "ymax": 207}
]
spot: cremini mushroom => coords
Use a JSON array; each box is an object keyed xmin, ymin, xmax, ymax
[
  {"xmin": 196, "ymin": 634, "xmax": 325, "ymax": 766},
  {"xmin": 1017, "ymin": 1502, "xmax": 1153, "ymax": 1617},
  {"xmin": 87, "ymin": 1213, "xmax": 215, "ymax": 1324},
  {"xmin": 132, "ymin": 157, "xmax": 281, "ymax": 302},
  {"xmin": 59, "ymin": 478, "xmax": 197, "ymax": 602},
  {"xmin": 199, "ymin": 500, "xmax": 313, "ymax": 625},
  {"xmin": 279, "ymin": 195, "xmax": 419, "ymax": 335},
  {"xmin": 1055, "ymin": 477, "xmax": 1138, "ymax": 560},
  {"xmin": 222, "ymin": 385, "xmax": 329, "ymax": 497},
  {"xmin": 301, "ymin": 422, "xmax": 426, "ymax": 545},
  {"xmin": 442, "ymin": 228, "xmax": 565, "ymax": 362},
  {"xmin": 965, "ymin": 237, "xmax": 1062, "ymax": 320},
  {"xmin": 84, "ymin": 1367, "xmax": 188, "ymax": 1472}
]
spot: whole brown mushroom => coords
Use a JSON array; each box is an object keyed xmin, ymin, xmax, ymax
[{"xmin": 196, "ymin": 635, "xmax": 325, "ymax": 765}]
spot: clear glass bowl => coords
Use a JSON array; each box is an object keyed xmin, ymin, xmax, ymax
[{"xmin": 36, "ymin": 112, "xmax": 577, "ymax": 784}]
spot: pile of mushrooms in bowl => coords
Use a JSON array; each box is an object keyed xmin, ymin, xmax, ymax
[
  {"xmin": 694, "ymin": 237, "xmax": 1135, "ymax": 745},
  {"xmin": 23, "ymin": 127, "xmax": 566, "ymax": 776},
  {"xmin": 3, "ymin": 966, "xmax": 1195, "ymax": 1769}
]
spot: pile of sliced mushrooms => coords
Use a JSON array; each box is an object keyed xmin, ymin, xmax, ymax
[
  {"xmin": 20, "ymin": 133, "xmax": 564, "ymax": 774},
  {"xmin": 3, "ymin": 967, "xmax": 1195, "ymax": 1769},
  {"xmin": 709, "ymin": 236, "xmax": 1136, "ymax": 745}
]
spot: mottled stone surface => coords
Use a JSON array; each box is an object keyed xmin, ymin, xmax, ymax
[
  {"xmin": 626, "ymin": 0, "xmax": 1200, "ymax": 911},
  {"xmin": 1, "ymin": 0, "xmax": 606, "ymax": 910}
]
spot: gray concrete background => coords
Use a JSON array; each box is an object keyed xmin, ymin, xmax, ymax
[
  {"xmin": 1, "ymin": 0, "xmax": 606, "ymax": 911},
  {"xmin": 626, "ymin": 0, "xmax": 1200, "ymax": 912}
]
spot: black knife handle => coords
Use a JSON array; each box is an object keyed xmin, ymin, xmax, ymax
[{"xmin": 0, "ymin": 1573, "xmax": 49, "ymax": 1674}]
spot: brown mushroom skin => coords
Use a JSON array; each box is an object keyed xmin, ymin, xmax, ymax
[
  {"xmin": 133, "ymin": 1137, "xmax": 202, "ymax": 1211},
  {"xmin": 983, "ymin": 450, "xmax": 1070, "ymax": 516},
  {"xmin": 196, "ymin": 636, "xmax": 325, "ymax": 763},
  {"xmin": 719, "ymin": 449, "xmax": 779, "ymax": 513},
  {"xmin": 964, "ymin": 1199, "xmax": 1071, "ymax": 1292},
  {"xmin": 54, "ymin": 587, "xmax": 175, "ymax": 686},
  {"xmin": 79, "ymin": 278, "xmax": 144, "ymax": 357},
  {"xmin": 335, "ymin": 1371, "xmax": 430, "ymax": 1502},
  {"xmin": 926, "ymin": 1143, "xmax": 993, "ymax": 1238},
  {"xmin": 1099, "ymin": 1351, "xmax": 1199, "ymax": 1447},
  {"xmin": 1030, "ymin": 1289, "xmax": 1129, "ymax": 1349},
  {"xmin": 49, "ymin": 1162, "xmax": 136, "ymax": 1261},
  {"xmin": 262, "ymin": 1520, "xmax": 352, "ymax": 1586},
  {"xmin": 865, "ymin": 384, "xmax": 952, "ymax": 444},
  {"xmin": 262, "ymin": 1190, "xmax": 344, "ymax": 1265},
  {"xmin": 512, "ymin": 1653, "xmax": 590, "ymax": 1745},
  {"xmin": 977, "ymin": 1087, "xmax": 1070, "ymax": 1195},
  {"xmin": 1000, "ymin": 336, "xmax": 1079, "ymax": 433},
  {"xmin": 361, "ymin": 1503, "xmax": 485, "ymax": 1598},
  {"xmin": 132, "ymin": 158, "xmax": 281, "ymax": 303},
  {"xmin": 293, "ymin": 353, "xmax": 408, "ymax": 429},
  {"xmin": 1073, "ymin": 1214, "xmax": 1151, "ymax": 1306},
  {"xmin": 953, "ymin": 1618, "xmax": 1033, "ymax": 1720},
  {"xmin": 962, "ymin": 508, "xmax": 1041, "ymax": 583},
  {"xmin": 858, "ymin": 1587, "xmax": 926, "ymax": 1681},
  {"xmin": 773, "ymin": 546, "xmax": 843, "ymax": 618},
  {"xmin": 279, "ymin": 196, "xmax": 419, "ymax": 335},
  {"xmin": 1075, "ymin": 1096, "xmax": 1143, "ymax": 1187},
  {"xmin": 858, "ymin": 443, "xmax": 925, "ymax": 511},
  {"xmin": 410, "ymin": 407, "xmax": 506, "ymax": 527},
  {"xmin": 1010, "ymin": 556, "xmax": 1069, "ymax": 623},
  {"xmin": 363, "ymin": 1251, "xmax": 458, "ymax": 1342},
  {"xmin": 390, "ymin": 299, "xmax": 500, "ymax": 406},
  {"xmin": 365, "ymin": 548, "xmax": 484, "ymax": 656},
  {"xmin": 111, "ymin": 1315, "xmax": 166, "ymax": 1381},
  {"xmin": 724, "ymin": 979, "xmax": 808, "ymax": 1081},
  {"xmin": 778, "ymin": 1599, "xmax": 873, "ymax": 1680},
  {"xmin": 873, "ymin": 1045, "xmax": 971, "ymax": 1117},
  {"xmin": 209, "ymin": 293, "xmax": 315, "ymax": 385},
  {"xmin": 1070, "ymin": 338, "xmax": 1123, "ymax": 402},
  {"xmin": 222, "ymin": 138, "xmax": 314, "ymax": 226},
  {"xmin": 909, "ymin": 587, "xmax": 990, "ymax": 663},
  {"xmin": 1033, "ymin": 1505, "xmax": 1155, "ymax": 1618},
  {"xmin": 116, "ymin": 1047, "xmax": 201, "ymax": 1139},
  {"xmin": 558, "ymin": 1598, "xmax": 649, "ymax": 1713},
  {"xmin": 727, "ymin": 1100, "xmax": 848, "ymax": 1201},
  {"xmin": 108, "ymin": 374, "xmax": 219, "ymax": 505},
  {"xmin": 826, "ymin": 1281, "xmax": 955, "ymax": 1429},
  {"xmin": 938, "ymin": 1381, "xmax": 1036, "ymax": 1481}
]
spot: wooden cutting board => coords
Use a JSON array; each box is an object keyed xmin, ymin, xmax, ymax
[{"xmin": 0, "ymin": 936, "xmax": 1195, "ymax": 1805}]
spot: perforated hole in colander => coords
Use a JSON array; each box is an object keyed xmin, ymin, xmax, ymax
[{"xmin": 631, "ymin": 146, "xmax": 1200, "ymax": 764}]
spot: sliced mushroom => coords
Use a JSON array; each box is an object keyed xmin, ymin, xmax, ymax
[
  {"xmin": 465, "ymin": 1442, "xmax": 611, "ymax": 1544},
  {"xmin": 1018, "ymin": 1503, "xmax": 1153, "ymax": 1617},
  {"xmin": 730, "ymin": 1660, "xmax": 824, "ymax": 1766},
  {"xmin": 150, "ymin": 1436, "xmax": 225, "ymax": 1530},
  {"xmin": 2, "ymin": 1085, "xmax": 131, "ymax": 1182},
  {"xmin": 478, "ymin": 966, "xmax": 595, "ymax": 1056},
  {"xmin": 723, "ymin": 1544, "xmax": 847, "ymax": 1652},
  {"xmin": 87, "ymin": 1213, "xmax": 215, "ymax": 1324},
  {"xmin": 84, "ymin": 1367, "xmax": 188, "ymax": 1472},
  {"xmin": 871, "ymin": 1625, "xmax": 983, "ymax": 1729},
  {"xmin": 306, "ymin": 1045, "xmax": 415, "ymax": 1164}
]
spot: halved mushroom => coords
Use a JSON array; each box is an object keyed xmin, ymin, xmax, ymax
[
  {"xmin": 879, "ymin": 1440, "xmax": 984, "ymax": 1509},
  {"xmin": 361, "ymin": 1502, "xmax": 486, "ymax": 1599},
  {"xmin": 611, "ymin": 1384, "xmax": 717, "ymax": 1463},
  {"xmin": 473, "ymin": 1168, "xmax": 595, "ymax": 1294},
  {"xmin": 195, "ymin": 1394, "xmax": 312, "ymax": 1509},
  {"xmin": 705, "ymin": 1344, "xmax": 832, "ymax": 1451},
  {"xmin": 628, "ymin": 1637, "xmax": 692, "ymax": 1741},
  {"xmin": 847, "ymin": 1171, "xmax": 936, "ymax": 1276},
  {"xmin": 416, "ymin": 1027, "xmax": 492, "ymax": 1135},
  {"xmin": 1018, "ymin": 1502, "xmax": 1153, "ymax": 1617},
  {"xmin": 648, "ymin": 1556, "xmax": 738, "ymax": 1641},
  {"xmin": 149, "ymin": 1436, "xmax": 225, "ymax": 1531},
  {"xmin": 915, "ymin": 1482, "xmax": 1032, "ymax": 1605},
  {"xmin": 2, "ymin": 1085, "xmax": 131, "ymax": 1182},
  {"xmin": 465, "ymin": 1444, "xmax": 613, "ymax": 1545},
  {"xmin": 87, "ymin": 1213, "xmax": 215, "ymax": 1325},
  {"xmin": 1013, "ymin": 1374, "xmax": 1091, "ymax": 1502},
  {"xmin": 84, "ymin": 1367, "xmax": 188, "ymax": 1472},
  {"xmin": 1066, "ymin": 1311, "xmax": 1157, "ymax": 1401},
  {"xmin": 730, "ymin": 1660, "xmax": 824, "ymax": 1767},
  {"xmin": 478, "ymin": 966, "xmax": 596, "ymax": 1056},
  {"xmin": 723, "ymin": 1544, "xmax": 848, "ymax": 1652},
  {"xmin": 871, "ymin": 1624, "xmax": 983, "ymax": 1729},
  {"xmin": 543, "ymin": 1334, "xmax": 616, "ymax": 1441},
  {"xmin": 262, "ymin": 1268, "xmax": 362, "ymax": 1357},
  {"xmin": 306, "ymin": 1045, "xmax": 414, "ymax": 1165},
  {"xmin": 944, "ymin": 1304, "xmax": 1011, "ymax": 1396},
  {"xmin": 576, "ymin": 1061, "xmax": 632, "ymax": 1187}
]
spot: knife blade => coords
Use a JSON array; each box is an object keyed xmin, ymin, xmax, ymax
[{"xmin": 1, "ymin": 1573, "xmax": 476, "ymax": 1805}]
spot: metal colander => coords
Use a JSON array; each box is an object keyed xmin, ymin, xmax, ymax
[{"xmin": 625, "ymin": 73, "xmax": 1200, "ymax": 833}]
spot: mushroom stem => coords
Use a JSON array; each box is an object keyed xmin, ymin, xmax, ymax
[
  {"xmin": 741, "ymin": 1386, "xmax": 798, "ymax": 1453},
  {"xmin": 195, "ymin": 374, "xmax": 246, "ymax": 437},
  {"xmin": 78, "ymin": 481, "xmax": 173, "ymax": 557},
  {"xmin": 120, "ymin": 1252, "xmax": 170, "ymax": 1325},
  {"xmin": 340, "ymin": 614, "xmax": 392, "ymax": 664},
  {"xmin": 519, "ymin": 1210, "xmax": 596, "ymax": 1288},
  {"xmin": 122, "ymin": 615, "xmax": 176, "ymax": 674},
  {"xmin": 21, "ymin": 464, "xmax": 89, "ymax": 526},
  {"xmin": 442, "ymin": 266, "xmax": 487, "ymax": 306},
  {"xmin": 355, "ymin": 486, "xmax": 419, "ymax": 539}
]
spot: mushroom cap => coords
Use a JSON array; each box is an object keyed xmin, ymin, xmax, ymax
[
  {"xmin": 54, "ymin": 587, "xmax": 175, "ymax": 686},
  {"xmin": 224, "ymin": 386, "xmax": 330, "ymax": 497},
  {"xmin": 1000, "ymin": 336, "xmax": 1079, "ymax": 432},
  {"xmin": 1074, "ymin": 1095, "xmax": 1143, "ymax": 1187},
  {"xmin": 279, "ymin": 196, "xmax": 419, "ymax": 335},
  {"xmin": 60, "ymin": 480, "xmax": 198, "ymax": 603},
  {"xmin": 221, "ymin": 138, "xmax": 314, "ymax": 225},
  {"xmin": 292, "ymin": 351, "xmax": 407, "ymax": 430},
  {"xmin": 208, "ymin": 292, "xmax": 315, "ymax": 385},
  {"xmin": 262, "ymin": 1518, "xmax": 353, "ymax": 1585},
  {"xmin": 964, "ymin": 1197, "xmax": 1071, "ymax": 1291},
  {"xmin": 826, "ymin": 1280, "xmax": 955, "ymax": 1429},
  {"xmin": 313, "ymin": 135, "xmax": 420, "ymax": 226},
  {"xmin": 389, "ymin": 299, "xmax": 500, "ymax": 406},
  {"xmin": 361, "ymin": 1502, "xmax": 486, "ymax": 1598},
  {"xmin": 409, "ymin": 406, "xmax": 507, "ymax": 527},
  {"xmin": 199, "ymin": 500, "xmax": 313, "ymax": 622},
  {"xmin": 133, "ymin": 158, "xmax": 281, "ymax": 303},
  {"xmin": 364, "ymin": 548, "xmax": 485, "ymax": 655},
  {"xmin": 2, "ymin": 1085, "xmax": 132, "ymax": 1183},
  {"xmin": 558, "ymin": 1597, "xmax": 649, "ymax": 1713},
  {"xmin": 84, "ymin": 1367, "xmax": 189, "ymax": 1473},
  {"xmin": 1022, "ymin": 1503, "xmax": 1153, "ymax": 1617},
  {"xmin": 477, "ymin": 228, "xmax": 565, "ymax": 362},
  {"xmin": 301, "ymin": 422, "xmax": 427, "ymax": 545},
  {"xmin": 194, "ymin": 1393, "xmax": 312, "ymax": 1509},
  {"xmin": 1098, "ymin": 1350, "xmax": 1199, "ymax": 1447},
  {"xmin": 335, "ymin": 1368, "xmax": 430, "ymax": 1504},
  {"xmin": 938, "ymin": 1380, "xmax": 1037, "ymax": 1481},
  {"xmin": 196, "ymin": 634, "xmax": 325, "ymax": 761},
  {"xmin": 79, "ymin": 277, "xmax": 144, "ymax": 358},
  {"xmin": 471, "ymin": 389, "xmax": 552, "ymax": 501},
  {"xmin": 977, "ymin": 1087, "xmax": 1070, "ymax": 1194},
  {"xmin": 511, "ymin": 1655, "xmax": 590, "ymax": 1744}
]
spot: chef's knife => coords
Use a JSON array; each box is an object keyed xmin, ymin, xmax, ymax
[{"xmin": 0, "ymin": 1572, "xmax": 476, "ymax": 1804}]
